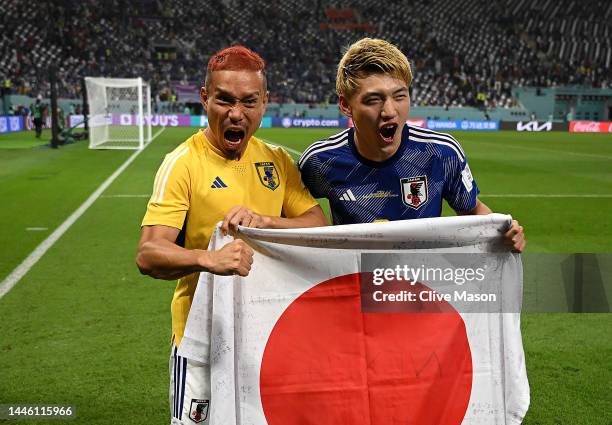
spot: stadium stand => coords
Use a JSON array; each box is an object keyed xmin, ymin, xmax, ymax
[{"xmin": 0, "ymin": 0, "xmax": 610, "ymax": 110}]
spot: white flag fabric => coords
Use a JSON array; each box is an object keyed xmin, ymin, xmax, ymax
[{"xmin": 179, "ymin": 214, "xmax": 530, "ymax": 425}]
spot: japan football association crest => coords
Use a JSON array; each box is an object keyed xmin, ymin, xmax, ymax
[
  {"xmin": 189, "ymin": 399, "xmax": 209, "ymax": 423},
  {"xmin": 400, "ymin": 176, "xmax": 428, "ymax": 209},
  {"xmin": 255, "ymin": 162, "xmax": 280, "ymax": 191}
]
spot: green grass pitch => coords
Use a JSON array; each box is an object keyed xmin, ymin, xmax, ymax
[{"xmin": 0, "ymin": 127, "xmax": 610, "ymax": 424}]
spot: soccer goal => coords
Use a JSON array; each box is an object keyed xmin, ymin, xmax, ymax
[{"xmin": 85, "ymin": 77, "xmax": 152, "ymax": 149}]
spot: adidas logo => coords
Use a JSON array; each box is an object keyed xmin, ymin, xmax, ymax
[
  {"xmin": 339, "ymin": 189, "xmax": 357, "ymax": 201},
  {"xmin": 211, "ymin": 176, "xmax": 228, "ymax": 188}
]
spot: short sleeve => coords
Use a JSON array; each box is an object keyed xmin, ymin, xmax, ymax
[
  {"xmin": 279, "ymin": 148, "xmax": 319, "ymax": 217},
  {"xmin": 298, "ymin": 150, "xmax": 325, "ymax": 199},
  {"xmin": 141, "ymin": 147, "xmax": 191, "ymax": 229},
  {"xmin": 443, "ymin": 154, "xmax": 480, "ymax": 213}
]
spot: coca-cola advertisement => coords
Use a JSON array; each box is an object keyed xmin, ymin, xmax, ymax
[{"xmin": 570, "ymin": 121, "xmax": 612, "ymax": 133}]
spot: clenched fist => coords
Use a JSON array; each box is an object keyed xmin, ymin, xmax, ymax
[{"xmin": 206, "ymin": 239, "xmax": 254, "ymax": 276}]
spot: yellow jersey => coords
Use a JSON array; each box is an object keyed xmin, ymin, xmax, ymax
[{"xmin": 142, "ymin": 130, "xmax": 318, "ymax": 346}]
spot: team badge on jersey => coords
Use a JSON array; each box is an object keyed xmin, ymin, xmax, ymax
[
  {"xmin": 255, "ymin": 162, "xmax": 280, "ymax": 191},
  {"xmin": 189, "ymin": 399, "xmax": 209, "ymax": 423},
  {"xmin": 400, "ymin": 176, "xmax": 428, "ymax": 209}
]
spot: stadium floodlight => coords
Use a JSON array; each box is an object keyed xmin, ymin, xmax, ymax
[{"xmin": 84, "ymin": 77, "xmax": 152, "ymax": 150}]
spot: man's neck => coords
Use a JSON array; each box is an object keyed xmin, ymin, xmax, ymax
[{"xmin": 353, "ymin": 130, "xmax": 401, "ymax": 163}]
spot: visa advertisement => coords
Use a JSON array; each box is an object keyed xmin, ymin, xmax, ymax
[{"xmin": 425, "ymin": 120, "xmax": 499, "ymax": 131}]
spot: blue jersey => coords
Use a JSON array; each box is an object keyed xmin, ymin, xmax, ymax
[{"xmin": 298, "ymin": 124, "xmax": 479, "ymax": 224}]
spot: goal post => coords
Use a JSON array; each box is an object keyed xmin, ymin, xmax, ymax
[{"xmin": 85, "ymin": 77, "xmax": 152, "ymax": 149}]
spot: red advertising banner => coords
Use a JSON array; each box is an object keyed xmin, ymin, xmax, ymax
[{"xmin": 570, "ymin": 121, "xmax": 612, "ymax": 133}]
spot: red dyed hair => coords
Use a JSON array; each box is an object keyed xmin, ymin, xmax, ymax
[{"xmin": 205, "ymin": 45, "xmax": 266, "ymax": 89}]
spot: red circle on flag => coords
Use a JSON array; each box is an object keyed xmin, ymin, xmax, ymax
[{"xmin": 260, "ymin": 273, "xmax": 472, "ymax": 424}]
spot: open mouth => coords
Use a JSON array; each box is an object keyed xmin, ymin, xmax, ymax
[
  {"xmin": 379, "ymin": 124, "xmax": 398, "ymax": 143},
  {"xmin": 224, "ymin": 129, "xmax": 245, "ymax": 146}
]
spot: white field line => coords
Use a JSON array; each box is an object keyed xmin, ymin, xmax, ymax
[
  {"xmin": 262, "ymin": 139, "xmax": 302, "ymax": 157},
  {"xmin": 0, "ymin": 127, "xmax": 165, "ymax": 299},
  {"xmin": 151, "ymin": 126, "xmax": 166, "ymax": 140},
  {"xmin": 101, "ymin": 194, "xmax": 150, "ymax": 198},
  {"xmin": 473, "ymin": 141, "xmax": 612, "ymax": 160}
]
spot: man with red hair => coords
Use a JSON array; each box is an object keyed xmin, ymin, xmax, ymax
[{"xmin": 136, "ymin": 45, "xmax": 327, "ymax": 424}]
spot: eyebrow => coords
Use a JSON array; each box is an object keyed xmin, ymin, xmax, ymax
[
  {"xmin": 362, "ymin": 87, "xmax": 409, "ymax": 98},
  {"xmin": 215, "ymin": 88, "xmax": 261, "ymax": 99}
]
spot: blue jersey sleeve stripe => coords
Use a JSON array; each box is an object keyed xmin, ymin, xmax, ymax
[
  {"xmin": 408, "ymin": 126, "xmax": 466, "ymax": 159},
  {"xmin": 298, "ymin": 129, "xmax": 350, "ymax": 165},
  {"xmin": 298, "ymin": 139, "xmax": 334, "ymax": 167},
  {"xmin": 298, "ymin": 137, "xmax": 349, "ymax": 168},
  {"xmin": 408, "ymin": 126, "xmax": 466, "ymax": 156},
  {"xmin": 408, "ymin": 135, "xmax": 466, "ymax": 162},
  {"xmin": 322, "ymin": 128, "xmax": 350, "ymax": 141},
  {"xmin": 325, "ymin": 128, "xmax": 351, "ymax": 141},
  {"xmin": 302, "ymin": 129, "xmax": 349, "ymax": 155}
]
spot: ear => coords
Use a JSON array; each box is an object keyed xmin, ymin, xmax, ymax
[
  {"xmin": 200, "ymin": 87, "xmax": 208, "ymax": 111},
  {"xmin": 338, "ymin": 95, "xmax": 352, "ymax": 117},
  {"xmin": 263, "ymin": 90, "xmax": 270, "ymax": 106}
]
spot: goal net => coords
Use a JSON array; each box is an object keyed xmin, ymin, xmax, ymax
[{"xmin": 85, "ymin": 77, "xmax": 152, "ymax": 149}]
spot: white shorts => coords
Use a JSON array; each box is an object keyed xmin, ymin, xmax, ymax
[{"xmin": 169, "ymin": 342, "xmax": 211, "ymax": 424}]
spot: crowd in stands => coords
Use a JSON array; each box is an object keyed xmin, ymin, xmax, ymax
[{"xmin": 1, "ymin": 0, "xmax": 610, "ymax": 110}]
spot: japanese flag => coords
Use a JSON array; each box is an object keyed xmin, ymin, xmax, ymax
[{"xmin": 179, "ymin": 214, "xmax": 529, "ymax": 424}]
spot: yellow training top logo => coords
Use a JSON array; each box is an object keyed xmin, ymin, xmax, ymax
[{"xmin": 255, "ymin": 162, "xmax": 280, "ymax": 191}]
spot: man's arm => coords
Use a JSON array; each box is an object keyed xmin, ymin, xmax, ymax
[
  {"xmin": 221, "ymin": 205, "xmax": 328, "ymax": 235},
  {"xmin": 456, "ymin": 198, "xmax": 526, "ymax": 252},
  {"xmin": 136, "ymin": 225, "xmax": 253, "ymax": 280},
  {"xmin": 456, "ymin": 198, "xmax": 492, "ymax": 215}
]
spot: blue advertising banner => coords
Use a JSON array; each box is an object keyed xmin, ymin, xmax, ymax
[
  {"xmin": 426, "ymin": 120, "xmax": 499, "ymax": 131},
  {"xmin": 272, "ymin": 117, "xmax": 349, "ymax": 128},
  {"xmin": 260, "ymin": 117, "xmax": 272, "ymax": 128},
  {"xmin": 0, "ymin": 116, "xmax": 24, "ymax": 133},
  {"xmin": 191, "ymin": 115, "xmax": 207, "ymax": 127}
]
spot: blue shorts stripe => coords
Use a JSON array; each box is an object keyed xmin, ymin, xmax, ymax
[
  {"xmin": 179, "ymin": 357, "xmax": 187, "ymax": 420},
  {"xmin": 173, "ymin": 348, "xmax": 179, "ymax": 418}
]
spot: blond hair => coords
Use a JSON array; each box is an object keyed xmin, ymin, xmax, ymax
[{"xmin": 336, "ymin": 38, "xmax": 413, "ymax": 99}]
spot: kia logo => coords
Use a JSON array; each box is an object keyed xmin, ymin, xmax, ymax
[{"xmin": 516, "ymin": 121, "xmax": 552, "ymax": 132}]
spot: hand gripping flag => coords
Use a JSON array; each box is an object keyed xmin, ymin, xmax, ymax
[{"xmin": 179, "ymin": 214, "xmax": 530, "ymax": 424}]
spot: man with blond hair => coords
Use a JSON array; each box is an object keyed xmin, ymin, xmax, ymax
[{"xmin": 298, "ymin": 38, "xmax": 525, "ymax": 251}]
